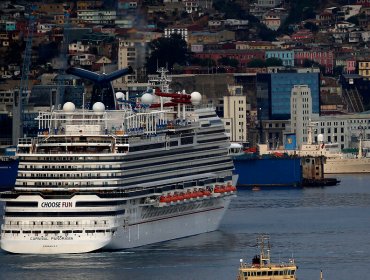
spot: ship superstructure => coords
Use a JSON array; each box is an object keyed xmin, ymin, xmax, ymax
[
  {"xmin": 0, "ymin": 69, "xmax": 236, "ymax": 254},
  {"xmin": 237, "ymin": 235, "xmax": 297, "ymax": 280}
]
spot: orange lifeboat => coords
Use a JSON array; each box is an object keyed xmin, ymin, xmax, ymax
[
  {"xmin": 171, "ymin": 193, "xmax": 179, "ymax": 202},
  {"xmin": 225, "ymin": 185, "xmax": 233, "ymax": 192},
  {"xmin": 203, "ymin": 190, "xmax": 211, "ymax": 196},
  {"xmin": 190, "ymin": 190, "xmax": 198, "ymax": 199},
  {"xmin": 159, "ymin": 196, "xmax": 166, "ymax": 203},
  {"xmin": 183, "ymin": 191, "xmax": 192, "ymax": 200},
  {"xmin": 195, "ymin": 189, "xmax": 204, "ymax": 198},
  {"xmin": 214, "ymin": 185, "xmax": 225, "ymax": 193},
  {"xmin": 166, "ymin": 194, "xmax": 173, "ymax": 202},
  {"xmin": 177, "ymin": 192, "xmax": 185, "ymax": 201}
]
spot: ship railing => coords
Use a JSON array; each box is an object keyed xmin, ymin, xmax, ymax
[
  {"xmin": 18, "ymin": 138, "xmax": 33, "ymax": 145},
  {"xmin": 1, "ymin": 223, "xmax": 116, "ymax": 230},
  {"xmin": 239, "ymin": 263, "xmax": 296, "ymax": 269},
  {"xmin": 128, "ymin": 135, "xmax": 167, "ymax": 144}
]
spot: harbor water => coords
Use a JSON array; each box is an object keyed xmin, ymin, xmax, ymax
[{"xmin": 0, "ymin": 174, "xmax": 369, "ymax": 280}]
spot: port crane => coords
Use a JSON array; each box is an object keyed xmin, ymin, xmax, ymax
[{"xmin": 12, "ymin": 5, "xmax": 37, "ymax": 145}]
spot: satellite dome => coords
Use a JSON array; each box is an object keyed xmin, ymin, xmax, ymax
[
  {"xmin": 141, "ymin": 93, "xmax": 154, "ymax": 105},
  {"xmin": 190, "ymin": 91, "xmax": 202, "ymax": 105},
  {"xmin": 63, "ymin": 102, "xmax": 75, "ymax": 112},
  {"xmin": 115, "ymin": 91, "xmax": 124, "ymax": 100},
  {"xmin": 317, "ymin": 134, "xmax": 324, "ymax": 142},
  {"xmin": 92, "ymin": 102, "xmax": 105, "ymax": 113}
]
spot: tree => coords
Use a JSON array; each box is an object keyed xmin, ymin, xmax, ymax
[
  {"xmin": 146, "ymin": 34, "xmax": 190, "ymax": 74},
  {"xmin": 304, "ymin": 22, "xmax": 319, "ymax": 33},
  {"xmin": 265, "ymin": 57, "xmax": 283, "ymax": 67},
  {"xmin": 258, "ymin": 23, "xmax": 277, "ymax": 41},
  {"xmin": 247, "ymin": 59, "xmax": 266, "ymax": 68},
  {"xmin": 333, "ymin": 65, "xmax": 344, "ymax": 76},
  {"xmin": 303, "ymin": 59, "xmax": 316, "ymax": 67},
  {"xmin": 37, "ymin": 42, "xmax": 59, "ymax": 65},
  {"xmin": 217, "ymin": 57, "xmax": 239, "ymax": 68},
  {"xmin": 213, "ymin": 0, "xmax": 247, "ymax": 19},
  {"xmin": 194, "ymin": 58, "xmax": 216, "ymax": 67}
]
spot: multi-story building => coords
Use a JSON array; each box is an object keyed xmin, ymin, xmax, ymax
[
  {"xmin": 117, "ymin": 0, "xmax": 138, "ymax": 10},
  {"xmin": 34, "ymin": 3, "xmax": 65, "ymax": 15},
  {"xmin": 235, "ymin": 41, "xmax": 275, "ymax": 50},
  {"xmin": 309, "ymin": 114, "xmax": 370, "ymax": 149},
  {"xmin": 358, "ymin": 61, "xmax": 370, "ymax": 80},
  {"xmin": 77, "ymin": 10, "xmax": 116, "ymax": 24},
  {"xmin": 294, "ymin": 49, "xmax": 334, "ymax": 74},
  {"xmin": 114, "ymin": 38, "xmax": 149, "ymax": 87},
  {"xmin": 222, "ymin": 85, "xmax": 250, "ymax": 144},
  {"xmin": 77, "ymin": 1, "xmax": 103, "ymax": 10},
  {"xmin": 262, "ymin": 13, "xmax": 282, "ymax": 31},
  {"xmin": 265, "ymin": 49, "xmax": 294, "ymax": 66},
  {"xmin": 164, "ymin": 26, "xmax": 188, "ymax": 41},
  {"xmin": 256, "ymin": 72, "xmax": 320, "ymax": 120},
  {"xmin": 194, "ymin": 49, "xmax": 265, "ymax": 68},
  {"xmin": 188, "ymin": 30, "xmax": 235, "ymax": 45},
  {"xmin": 290, "ymin": 85, "xmax": 313, "ymax": 147},
  {"xmin": 68, "ymin": 41, "xmax": 90, "ymax": 54},
  {"xmin": 256, "ymin": 0, "xmax": 282, "ymax": 8}
]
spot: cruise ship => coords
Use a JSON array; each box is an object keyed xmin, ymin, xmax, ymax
[{"xmin": 0, "ymin": 69, "xmax": 237, "ymax": 254}]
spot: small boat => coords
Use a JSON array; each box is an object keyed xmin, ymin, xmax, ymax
[{"xmin": 236, "ymin": 235, "xmax": 297, "ymax": 280}]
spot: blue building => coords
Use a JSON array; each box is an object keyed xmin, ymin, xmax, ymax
[
  {"xmin": 265, "ymin": 50, "xmax": 294, "ymax": 67},
  {"xmin": 257, "ymin": 72, "xmax": 320, "ymax": 120}
]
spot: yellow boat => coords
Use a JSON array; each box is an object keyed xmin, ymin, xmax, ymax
[{"xmin": 236, "ymin": 235, "xmax": 297, "ymax": 280}]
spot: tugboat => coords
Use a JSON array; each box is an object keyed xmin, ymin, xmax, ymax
[{"xmin": 236, "ymin": 235, "xmax": 297, "ymax": 280}]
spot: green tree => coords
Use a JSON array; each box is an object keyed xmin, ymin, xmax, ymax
[
  {"xmin": 333, "ymin": 65, "xmax": 344, "ymax": 76},
  {"xmin": 217, "ymin": 57, "xmax": 239, "ymax": 68},
  {"xmin": 347, "ymin": 14, "xmax": 365, "ymax": 26},
  {"xmin": 304, "ymin": 22, "xmax": 319, "ymax": 33},
  {"xmin": 247, "ymin": 59, "xmax": 266, "ymax": 68},
  {"xmin": 265, "ymin": 57, "xmax": 283, "ymax": 67},
  {"xmin": 258, "ymin": 23, "xmax": 277, "ymax": 41},
  {"xmin": 145, "ymin": 34, "xmax": 190, "ymax": 74},
  {"xmin": 303, "ymin": 59, "xmax": 316, "ymax": 67},
  {"xmin": 213, "ymin": 0, "xmax": 246, "ymax": 19}
]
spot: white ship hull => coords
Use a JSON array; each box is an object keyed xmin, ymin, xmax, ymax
[
  {"xmin": 325, "ymin": 158, "xmax": 370, "ymax": 174},
  {"xmin": 1, "ymin": 237, "xmax": 112, "ymax": 254},
  {"xmin": 105, "ymin": 200, "xmax": 230, "ymax": 250},
  {"xmin": 0, "ymin": 196, "xmax": 232, "ymax": 254}
]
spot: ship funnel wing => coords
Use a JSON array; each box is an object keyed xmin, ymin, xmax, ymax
[{"xmin": 66, "ymin": 66, "xmax": 133, "ymax": 83}]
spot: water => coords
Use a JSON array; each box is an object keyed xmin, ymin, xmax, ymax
[{"xmin": 0, "ymin": 174, "xmax": 369, "ymax": 280}]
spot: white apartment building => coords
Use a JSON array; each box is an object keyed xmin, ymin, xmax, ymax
[
  {"xmin": 77, "ymin": 10, "xmax": 116, "ymax": 24},
  {"xmin": 222, "ymin": 85, "xmax": 250, "ymax": 144},
  {"xmin": 288, "ymin": 83, "xmax": 370, "ymax": 150},
  {"xmin": 114, "ymin": 39, "xmax": 148, "ymax": 87},
  {"xmin": 68, "ymin": 41, "xmax": 90, "ymax": 54},
  {"xmin": 164, "ymin": 27, "xmax": 188, "ymax": 41},
  {"xmin": 310, "ymin": 114, "xmax": 370, "ymax": 150},
  {"xmin": 256, "ymin": 0, "xmax": 282, "ymax": 8},
  {"xmin": 290, "ymin": 85, "xmax": 313, "ymax": 148}
]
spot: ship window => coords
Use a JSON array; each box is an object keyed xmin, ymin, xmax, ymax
[
  {"xmin": 273, "ymin": 271, "xmax": 279, "ymax": 275},
  {"xmin": 268, "ymin": 271, "xmax": 273, "ymax": 276}
]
